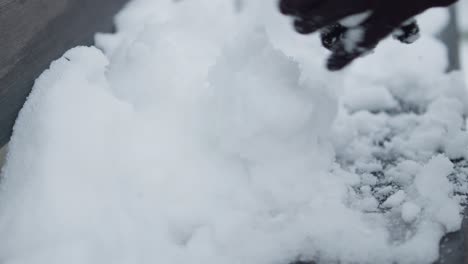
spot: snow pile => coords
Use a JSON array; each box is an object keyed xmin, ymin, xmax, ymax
[
  {"xmin": 333, "ymin": 32, "xmax": 468, "ymax": 261},
  {"xmin": 0, "ymin": 1, "xmax": 467, "ymax": 264}
]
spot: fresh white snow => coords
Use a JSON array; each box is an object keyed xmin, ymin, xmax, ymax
[
  {"xmin": 464, "ymin": 42, "xmax": 468, "ymax": 78},
  {"xmin": 0, "ymin": 1, "xmax": 467, "ymax": 264},
  {"xmin": 401, "ymin": 202, "xmax": 422, "ymax": 224}
]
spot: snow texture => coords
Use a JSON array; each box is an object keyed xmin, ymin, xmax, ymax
[
  {"xmin": 464, "ymin": 42, "xmax": 468, "ymax": 79},
  {"xmin": 458, "ymin": 1, "xmax": 468, "ymax": 32},
  {"xmin": 0, "ymin": 1, "xmax": 467, "ymax": 264}
]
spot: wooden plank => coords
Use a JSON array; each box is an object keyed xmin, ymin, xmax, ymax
[{"xmin": 0, "ymin": 0, "xmax": 129, "ymax": 147}]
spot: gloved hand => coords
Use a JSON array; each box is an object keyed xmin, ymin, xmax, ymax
[{"xmin": 279, "ymin": 0, "xmax": 458, "ymax": 71}]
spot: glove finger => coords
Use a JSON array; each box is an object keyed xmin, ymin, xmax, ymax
[
  {"xmin": 392, "ymin": 19, "xmax": 420, "ymax": 44},
  {"xmin": 293, "ymin": 18, "xmax": 324, "ymax": 34},
  {"xmin": 289, "ymin": 0, "xmax": 370, "ymax": 35},
  {"xmin": 431, "ymin": 0, "xmax": 458, "ymax": 7},
  {"xmin": 279, "ymin": 0, "xmax": 323, "ymax": 16}
]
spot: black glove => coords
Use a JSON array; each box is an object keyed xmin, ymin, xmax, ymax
[{"xmin": 279, "ymin": 0, "xmax": 458, "ymax": 71}]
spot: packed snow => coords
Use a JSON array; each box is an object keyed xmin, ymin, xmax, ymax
[{"xmin": 0, "ymin": 1, "xmax": 467, "ymax": 264}]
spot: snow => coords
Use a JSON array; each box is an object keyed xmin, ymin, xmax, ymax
[
  {"xmin": 418, "ymin": 8, "xmax": 449, "ymax": 36},
  {"xmin": 458, "ymin": 1, "xmax": 468, "ymax": 32},
  {"xmin": 0, "ymin": 1, "xmax": 467, "ymax": 264},
  {"xmin": 401, "ymin": 202, "xmax": 422, "ymax": 223},
  {"xmin": 339, "ymin": 12, "xmax": 371, "ymax": 28},
  {"xmin": 382, "ymin": 190, "xmax": 406, "ymax": 209},
  {"xmin": 342, "ymin": 84, "xmax": 398, "ymax": 112},
  {"xmin": 343, "ymin": 27, "xmax": 365, "ymax": 53},
  {"xmin": 415, "ymin": 155, "xmax": 461, "ymax": 233},
  {"xmin": 464, "ymin": 42, "xmax": 468, "ymax": 78}
]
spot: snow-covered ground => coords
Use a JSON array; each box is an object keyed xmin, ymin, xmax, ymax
[{"xmin": 0, "ymin": 1, "xmax": 467, "ymax": 264}]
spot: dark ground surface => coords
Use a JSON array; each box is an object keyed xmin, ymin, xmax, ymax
[
  {"xmin": 436, "ymin": 210, "xmax": 468, "ymax": 264},
  {"xmin": 0, "ymin": 0, "xmax": 129, "ymax": 148}
]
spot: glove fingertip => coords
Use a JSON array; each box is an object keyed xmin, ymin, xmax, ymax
[
  {"xmin": 294, "ymin": 19, "xmax": 320, "ymax": 34},
  {"xmin": 326, "ymin": 54, "xmax": 352, "ymax": 71},
  {"xmin": 279, "ymin": 0, "xmax": 293, "ymax": 15}
]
